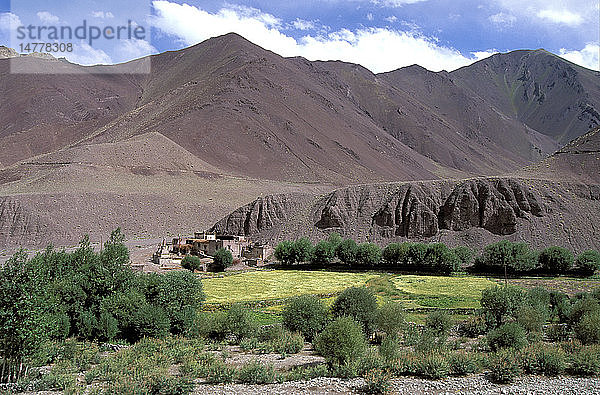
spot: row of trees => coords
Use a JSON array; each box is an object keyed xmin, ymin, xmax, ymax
[
  {"xmin": 274, "ymin": 235, "xmax": 600, "ymax": 276},
  {"xmin": 0, "ymin": 229, "xmax": 205, "ymax": 381}
]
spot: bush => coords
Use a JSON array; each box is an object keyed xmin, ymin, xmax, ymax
[
  {"xmin": 480, "ymin": 285, "xmax": 526, "ymax": 328},
  {"xmin": 331, "ymin": 287, "xmax": 377, "ymax": 336},
  {"xmin": 375, "ymin": 302, "xmax": 405, "ymax": 338},
  {"xmin": 282, "ymin": 295, "xmax": 328, "ymax": 341},
  {"xmin": 271, "ymin": 330, "xmax": 304, "ymax": 355},
  {"xmin": 415, "ymin": 353, "xmax": 449, "ymax": 379},
  {"xmin": 448, "ymin": 351, "xmax": 480, "ymax": 376},
  {"xmin": 539, "ymin": 246, "xmax": 574, "ymax": 274},
  {"xmin": 314, "ymin": 317, "xmax": 367, "ymax": 367},
  {"xmin": 181, "ymin": 255, "xmax": 202, "ymax": 271},
  {"xmin": 457, "ymin": 315, "xmax": 487, "ymax": 338},
  {"xmin": 475, "ymin": 240, "xmax": 537, "ymax": 274},
  {"xmin": 487, "ymin": 322, "xmax": 527, "ymax": 351},
  {"xmin": 516, "ymin": 305, "xmax": 546, "ymax": 334},
  {"xmin": 312, "ymin": 240, "xmax": 336, "ymax": 266},
  {"xmin": 425, "ymin": 310, "xmax": 452, "ymax": 337},
  {"xmin": 205, "ymin": 360, "xmax": 236, "ymax": 384},
  {"xmin": 357, "ymin": 348, "xmax": 384, "ymax": 375},
  {"xmin": 546, "ymin": 324, "xmax": 570, "ymax": 342},
  {"xmin": 574, "ymin": 312, "xmax": 600, "ymax": 344},
  {"xmin": 576, "ymin": 250, "xmax": 600, "ymax": 275},
  {"xmin": 336, "ymin": 239, "xmax": 358, "ymax": 265},
  {"xmin": 568, "ymin": 296, "xmax": 600, "ymax": 327},
  {"xmin": 407, "ymin": 243, "xmax": 428, "ymax": 268},
  {"xmin": 211, "ymin": 248, "xmax": 233, "ymax": 272},
  {"xmin": 355, "ymin": 243, "xmax": 382, "ymax": 267},
  {"xmin": 488, "ymin": 350, "xmax": 522, "ymax": 383},
  {"xmin": 424, "ymin": 243, "xmax": 460, "ymax": 274},
  {"xmin": 363, "ymin": 369, "xmax": 391, "ymax": 394},
  {"xmin": 225, "ymin": 304, "xmax": 257, "ymax": 342},
  {"xmin": 237, "ymin": 360, "xmax": 277, "ymax": 384},
  {"xmin": 570, "ymin": 347, "xmax": 600, "ymax": 376},
  {"xmin": 521, "ymin": 344, "xmax": 567, "ymax": 376},
  {"xmin": 379, "ymin": 335, "xmax": 400, "ymax": 363}
]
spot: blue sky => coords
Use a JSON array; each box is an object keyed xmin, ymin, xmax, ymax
[{"xmin": 1, "ymin": 0, "xmax": 598, "ymax": 71}]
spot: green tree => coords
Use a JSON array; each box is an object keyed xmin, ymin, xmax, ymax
[
  {"xmin": 336, "ymin": 238, "xmax": 358, "ymax": 266},
  {"xmin": 382, "ymin": 243, "xmax": 409, "ymax": 267},
  {"xmin": 331, "ymin": 287, "xmax": 377, "ymax": 336},
  {"xmin": 538, "ymin": 246, "xmax": 574, "ymax": 274},
  {"xmin": 212, "ymin": 248, "xmax": 233, "ymax": 272},
  {"xmin": 475, "ymin": 240, "xmax": 537, "ymax": 275},
  {"xmin": 453, "ymin": 246, "xmax": 474, "ymax": 268},
  {"xmin": 292, "ymin": 238, "xmax": 314, "ymax": 264},
  {"xmin": 576, "ymin": 250, "xmax": 600, "ymax": 276},
  {"xmin": 282, "ymin": 295, "xmax": 328, "ymax": 341},
  {"xmin": 275, "ymin": 241, "xmax": 295, "ymax": 265},
  {"xmin": 407, "ymin": 243, "xmax": 428, "ymax": 269},
  {"xmin": 327, "ymin": 232, "xmax": 343, "ymax": 250},
  {"xmin": 181, "ymin": 255, "xmax": 202, "ymax": 271},
  {"xmin": 355, "ymin": 243, "xmax": 382, "ymax": 267},
  {"xmin": 314, "ymin": 317, "xmax": 367, "ymax": 367},
  {"xmin": 424, "ymin": 243, "xmax": 460, "ymax": 274},
  {"xmin": 312, "ymin": 240, "xmax": 335, "ymax": 266},
  {"xmin": 375, "ymin": 302, "xmax": 405, "ymax": 338},
  {"xmin": 480, "ymin": 285, "xmax": 526, "ymax": 328}
]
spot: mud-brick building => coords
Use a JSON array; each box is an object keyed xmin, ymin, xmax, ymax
[{"xmin": 172, "ymin": 233, "xmax": 250, "ymax": 258}]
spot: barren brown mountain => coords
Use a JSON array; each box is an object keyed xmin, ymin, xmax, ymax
[{"xmin": 0, "ymin": 33, "xmax": 599, "ymax": 251}]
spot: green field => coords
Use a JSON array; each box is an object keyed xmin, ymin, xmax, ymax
[{"xmin": 202, "ymin": 270, "xmax": 378, "ymax": 304}]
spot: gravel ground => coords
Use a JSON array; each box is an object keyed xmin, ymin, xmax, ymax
[{"xmin": 193, "ymin": 374, "xmax": 600, "ymax": 394}]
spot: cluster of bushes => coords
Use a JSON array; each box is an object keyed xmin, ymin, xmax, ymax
[
  {"xmin": 275, "ymin": 236, "xmax": 600, "ymax": 277},
  {"xmin": 181, "ymin": 247, "xmax": 233, "ymax": 272},
  {"xmin": 0, "ymin": 229, "xmax": 205, "ymax": 380}
]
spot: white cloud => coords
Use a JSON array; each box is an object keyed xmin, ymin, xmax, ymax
[
  {"xmin": 371, "ymin": 0, "xmax": 430, "ymax": 6},
  {"xmin": 488, "ymin": 12, "xmax": 516, "ymax": 26},
  {"xmin": 384, "ymin": 15, "xmax": 398, "ymax": 23},
  {"xmin": 536, "ymin": 9, "xmax": 583, "ymax": 26},
  {"xmin": 471, "ymin": 50, "xmax": 498, "ymax": 61},
  {"xmin": 292, "ymin": 18, "xmax": 316, "ymax": 31},
  {"xmin": 150, "ymin": 0, "xmax": 492, "ymax": 73},
  {"xmin": 367, "ymin": 13, "xmax": 374, "ymax": 21},
  {"xmin": 494, "ymin": 0, "xmax": 592, "ymax": 26},
  {"xmin": 0, "ymin": 12, "xmax": 21, "ymax": 30},
  {"xmin": 36, "ymin": 11, "xmax": 60, "ymax": 24},
  {"xmin": 67, "ymin": 42, "xmax": 112, "ymax": 65},
  {"xmin": 559, "ymin": 44, "xmax": 600, "ymax": 71},
  {"xmin": 91, "ymin": 11, "xmax": 115, "ymax": 19},
  {"xmin": 114, "ymin": 39, "xmax": 156, "ymax": 62}
]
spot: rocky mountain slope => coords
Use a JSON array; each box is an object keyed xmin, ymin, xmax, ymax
[{"xmin": 1, "ymin": 33, "xmax": 599, "ymax": 249}]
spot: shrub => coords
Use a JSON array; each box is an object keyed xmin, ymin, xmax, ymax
[
  {"xmin": 521, "ymin": 344, "xmax": 567, "ymax": 376},
  {"xmin": 331, "ymin": 287, "xmax": 377, "ymax": 336},
  {"xmin": 407, "ymin": 243, "xmax": 428, "ymax": 268},
  {"xmin": 424, "ymin": 243, "xmax": 460, "ymax": 274},
  {"xmin": 516, "ymin": 305, "xmax": 546, "ymax": 334},
  {"xmin": 363, "ymin": 369, "xmax": 391, "ymax": 395},
  {"xmin": 181, "ymin": 255, "xmax": 202, "ymax": 271},
  {"xmin": 357, "ymin": 348, "xmax": 385, "ymax": 375},
  {"xmin": 292, "ymin": 238, "xmax": 314, "ymax": 264},
  {"xmin": 225, "ymin": 304, "xmax": 257, "ymax": 342},
  {"xmin": 546, "ymin": 324, "xmax": 570, "ymax": 343},
  {"xmin": 487, "ymin": 322, "xmax": 527, "ymax": 351},
  {"xmin": 475, "ymin": 240, "xmax": 537, "ymax": 274},
  {"xmin": 539, "ymin": 246, "xmax": 574, "ymax": 274},
  {"xmin": 570, "ymin": 347, "xmax": 600, "ymax": 376},
  {"xmin": 196, "ymin": 311, "xmax": 228, "ymax": 341},
  {"xmin": 312, "ymin": 240, "xmax": 336, "ymax": 266},
  {"xmin": 457, "ymin": 315, "xmax": 487, "ymax": 338},
  {"xmin": 480, "ymin": 285, "xmax": 526, "ymax": 328},
  {"xmin": 239, "ymin": 337, "xmax": 259, "ymax": 352},
  {"xmin": 355, "ymin": 243, "xmax": 382, "ymax": 267},
  {"xmin": 282, "ymin": 295, "xmax": 328, "ymax": 341},
  {"xmin": 314, "ymin": 317, "xmax": 367, "ymax": 367},
  {"xmin": 414, "ymin": 329, "xmax": 447, "ymax": 353},
  {"xmin": 211, "ymin": 248, "xmax": 233, "ymax": 272},
  {"xmin": 574, "ymin": 312, "xmax": 600, "ymax": 344},
  {"xmin": 284, "ymin": 364, "xmax": 329, "ymax": 381},
  {"xmin": 568, "ymin": 296, "xmax": 600, "ymax": 327},
  {"xmin": 271, "ymin": 330, "xmax": 304, "ymax": 355},
  {"xmin": 448, "ymin": 351, "xmax": 480, "ymax": 376},
  {"xmin": 379, "ymin": 335, "xmax": 400, "ymax": 363},
  {"xmin": 205, "ymin": 360, "xmax": 236, "ymax": 384},
  {"xmin": 415, "ymin": 353, "xmax": 450, "ymax": 379},
  {"xmin": 375, "ymin": 302, "xmax": 405, "ymax": 338},
  {"xmin": 237, "ymin": 360, "xmax": 277, "ymax": 384},
  {"xmin": 576, "ymin": 250, "xmax": 600, "ymax": 276},
  {"xmin": 549, "ymin": 291, "xmax": 571, "ymax": 322},
  {"xmin": 336, "ymin": 239, "xmax": 358, "ymax": 265},
  {"xmin": 425, "ymin": 310, "xmax": 452, "ymax": 337},
  {"xmin": 488, "ymin": 350, "xmax": 522, "ymax": 383},
  {"xmin": 275, "ymin": 241, "xmax": 295, "ymax": 265}
]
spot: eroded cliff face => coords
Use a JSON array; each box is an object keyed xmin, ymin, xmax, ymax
[
  {"xmin": 210, "ymin": 177, "xmax": 600, "ymax": 252},
  {"xmin": 0, "ymin": 197, "xmax": 48, "ymax": 248}
]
